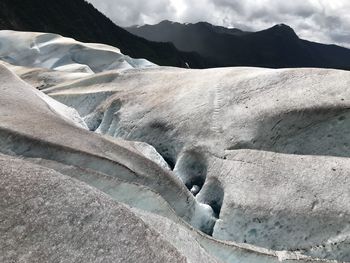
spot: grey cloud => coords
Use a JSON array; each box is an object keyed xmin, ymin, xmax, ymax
[
  {"xmin": 87, "ymin": 0, "xmax": 176, "ymax": 26},
  {"xmin": 87, "ymin": 0, "xmax": 350, "ymax": 47},
  {"xmin": 330, "ymin": 32, "xmax": 350, "ymax": 44}
]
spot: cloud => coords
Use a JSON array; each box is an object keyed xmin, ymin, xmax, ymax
[{"xmin": 87, "ymin": 0, "xmax": 350, "ymax": 47}]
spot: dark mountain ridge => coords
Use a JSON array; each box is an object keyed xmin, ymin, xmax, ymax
[
  {"xmin": 127, "ymin": 20, "xmax": 350, "ymax": 70},
  {"xmin": 0, "ymin": 0, "xmax": 209, "ymax": 68},
  {"xmin": 1, "ymin": 0, "xmax": 350, "ymax": 70}
]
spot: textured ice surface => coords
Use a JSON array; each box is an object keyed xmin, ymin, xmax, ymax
[
  {"xmin": 0, "ymin": 154, "xmax": 187, "ymax": 263},
  {"xmin": 40, "ymin": 66, "xmax": 350, "ymax": 262},
  {"xmin": 0, "ymin": 30, "xmax": 156, "ymax": 73},
  {"xmin": 0, "ymin": 62, "xmax": 87, "ymax": 129},
  {"xmin": 1, "ymin": 31, "xmax": 349, "ymax": 262}
]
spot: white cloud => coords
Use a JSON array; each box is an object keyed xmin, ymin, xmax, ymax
[{"xmin": 87, "ymin": 0, "xmax": 350, "ymax": 47}]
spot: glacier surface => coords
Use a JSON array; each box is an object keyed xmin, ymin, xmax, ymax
[{"xmin": 1, "ymin": 30, "xmax": 350, "ymax": 263}]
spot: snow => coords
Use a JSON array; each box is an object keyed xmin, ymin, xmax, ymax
[
  {"xmin": 1, "ymin": 30, "xmax": 349, "ymax": 262},
  {"xmin": 40, "ymin": 65, "xmax": 350, "ymax": 261},
  {"xmin": 132, "ymin": 141, "xmax": 171, "ymax": 171},
  {"xmin": 0, "ymin": 30, "xmax": 156, "ymax": 74},
  {"xmin": 0, "ymin": 154, "xmax": 187, "ymax": 263},
  {"xmin": 33, "ymin": 87, "xmax": 88, "ymax": 129},
  {"xmin": 0, "ymin": 61, "xmax": 87, "ymax": 129}
]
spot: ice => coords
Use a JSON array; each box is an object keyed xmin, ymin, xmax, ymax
[
  {"xmin": 0, "ymin": 30, "xmax": 156, "ymax": 74},
  {"xmin": 0, "ymin": 30, "xmax": 348, "ymax": 262}
]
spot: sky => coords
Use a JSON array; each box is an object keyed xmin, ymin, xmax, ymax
[{"xmin": 87, "ymin": 0, "xmax": 350, "ymax": 47}]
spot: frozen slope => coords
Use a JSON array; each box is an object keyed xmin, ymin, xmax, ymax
[
  {"xmin": 44, "ymin": 66, "xmax": 350, "ymax": 160},
  {"xmin": 0, "ymin": 30, "xmax": 156, "ymax": 74},
  {"xmin": 1, "ymin": 30, "xmax": 350, "ymax": 262},
  {"xmin": 42, "ymin": 66, "xmax": 350, "ymax": 261},
  {"xmin": 0, "ymin": 154, "xmax": 187, "ymax": 263},
  {"xmin": 0, "ymin": 58, "xmax": 323, "ymax": 263},
  {"xmin": 0, "ymin": 63, "xmax": 213, "ymax": 234}
]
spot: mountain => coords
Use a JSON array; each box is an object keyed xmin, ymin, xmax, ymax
[
  {"xmin": 127, "ymin": 20, "xmax": 350, "ymax": 70},
  {"xmin": 0, "ymin": 0, "xmax": 208, "ymax": 68}
]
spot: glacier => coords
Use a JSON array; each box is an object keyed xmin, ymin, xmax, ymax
[{"xmin": 1, "ymin": 30, "xmax": 350, "ymax": 262}]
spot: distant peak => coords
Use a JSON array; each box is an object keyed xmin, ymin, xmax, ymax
[
  {"xmin": 158, "ymin": 20, "xmax": 212, "ymax": 28},
  {"xmin": 273, "ymin": 23, "xmax": 292, "ymax": 29},
  {"xmin": 271, "ymin": 23, "xmax": 294, "ymax": 31},
  {"xmin": 267, "ymin": 23, "xmax": 298, "ymax": 38},
  {"xmin": 195, "ymin": 21, "xmax": 212, "ymax": 26},
  {"xmin": 159, "ymin": 20, "xmax": 177, "ymax": 25}
]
